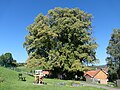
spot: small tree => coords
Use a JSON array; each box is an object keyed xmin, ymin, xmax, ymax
[
  {"xmin": 106, "ymin": 29, "xmax": 120, "ymax": 81},
  {"xmin": 0, "ymin": 52, "xmax": 17, "ymax": 67},
  {"xmin": 0, "ymin": 54, "xmax": 5, "ymax": 66}
]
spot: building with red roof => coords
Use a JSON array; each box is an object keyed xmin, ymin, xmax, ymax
[{"xmin": 84, "ymin": 69, "xmax": 108, "ymax": 84}]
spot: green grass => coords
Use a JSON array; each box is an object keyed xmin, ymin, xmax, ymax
[
  {"xmin": 0, "ymin": 67, "xmax": 106, "ymax": 90},
  {"xmin": 16, "ymin": 66, "xmax": 32, "ymax": 72}
]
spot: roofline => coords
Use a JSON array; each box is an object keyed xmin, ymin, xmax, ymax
[
  {"xmin": 85, "ymin": 74, "xmax": 93, "ymax": 78},
  {"xmin": 93, "ymin": 69, "xmax": 108, "ymax": 77},
  {"xmin": 84, "ymin": 69, "xmax": 108, "ymax": 78},
  {"xmin": 93, "ymin": 70, "xmax": 100, "ymax": 77}
]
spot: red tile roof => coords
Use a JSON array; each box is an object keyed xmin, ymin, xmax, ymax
[
  {"xmin": 84, "ymin": 70, "xmax": 100, "ymax": 77},
  {"xmin": 84, "ymin": 69, "xmax": 108, "ymax": 78}
]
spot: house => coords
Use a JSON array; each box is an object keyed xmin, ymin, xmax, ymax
[{"xmin": 84, "ymin": 69, "xmax": 108, "ymax": 84}]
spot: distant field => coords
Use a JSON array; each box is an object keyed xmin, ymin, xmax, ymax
[{"xmin": 0, "ymin": 67, "xmax": 106, "ymax": 90}]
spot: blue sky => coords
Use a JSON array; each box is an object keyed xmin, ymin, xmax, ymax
[{"xmin": 0, "ymin": 0, "xmax": 120, "ymax": 65}]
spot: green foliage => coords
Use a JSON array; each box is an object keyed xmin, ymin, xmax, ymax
[
  {"xmin": 106, "ymin": 29, "xmax": 120, "ymax": 81},
  {"xmin": 0, "ymin": 52, "xmax": 17, "ymax": 67},
  {"xmin": 24, "ymin": 8, "xmax": 98, "ymax": 78}
]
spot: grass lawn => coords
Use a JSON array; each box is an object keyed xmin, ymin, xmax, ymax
[{"xmin": 0, "ymin": 67, "xmax": 106, "ymax": 90}]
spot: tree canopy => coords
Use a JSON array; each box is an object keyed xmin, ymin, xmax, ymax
[
  {"xmin": 106, "ymin": 29, "xmax": 120, "ymax": 81},
  {"xmin": 24, "ymin": 8, "xmax": 98, "ymax": 78},
  {"xmin": 0, "ymin": 52, "xmax": 17, "ymax": 67}
]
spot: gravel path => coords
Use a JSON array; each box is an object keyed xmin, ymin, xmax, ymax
[{"xmin": 80, "ymin": 82, "xmax": 120, "ymax": 90}]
